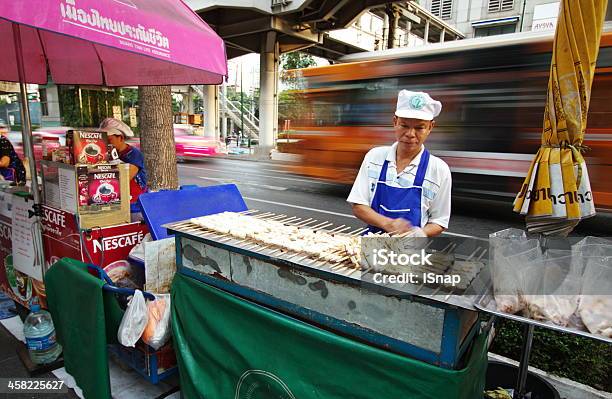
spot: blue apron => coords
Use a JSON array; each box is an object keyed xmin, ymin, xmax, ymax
[{"xmin": 367, "ymin": 148, "xmax": 430, "ymax": 234}]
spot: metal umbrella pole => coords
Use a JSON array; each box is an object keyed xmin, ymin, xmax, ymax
[
  {"xmin": 12, "ymin": 24, "xmax": 42, "ymax": 205},
  {"xmin": 13, "ymin": 23, "xmax": 45, "ymax": 274},
  {"xmin": 514, "ymin": 324, "xmax": 535, "ymax": 399}
]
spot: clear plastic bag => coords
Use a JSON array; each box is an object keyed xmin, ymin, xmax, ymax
[
  {"xmin": 523, "ymin": 254, "xmax": 580, "ymax": 327},
  {"xmin": 570, "ymin": 236, "xmax": 612, "ymax": 275},
  {"xmin": 141, "ymin": 294, "xmax": 171, "ymax": 350},
  {"xmin": 489, "ymin": 228, "xmax": 541, "ymax": 314},
  {"xmin": 117, "ymin": 290, "xmax": 149, "ymax": 347},
  {"xmin": 578, "ymin": 256, "xmax": 612, "ymax": 337}
]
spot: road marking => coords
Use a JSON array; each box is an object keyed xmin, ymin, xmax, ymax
[
  {"xmin": 198, "ymin": 176, "xmax": 287, "ymax": 191},
  {"xmin": 181, "ymin": 164, "xmax": 338, "ymax": 186},
  {"xmin": 242, "ymin": 197, "xmax": 358, "ymax": 219}
]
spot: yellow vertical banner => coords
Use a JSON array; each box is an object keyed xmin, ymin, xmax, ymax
[{"xmin": 514, "ymin": 0, "xmax": 607, "ymax": 235}]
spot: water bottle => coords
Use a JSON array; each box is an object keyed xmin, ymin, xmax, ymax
[{"xmin": 23, "ymin": 299, "xmax": 62, "ymax": 364}]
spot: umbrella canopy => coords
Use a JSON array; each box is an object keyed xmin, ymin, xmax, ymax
[
  {"xmin": 513, "ymin": 0, "xmax": 608, "ymax": 236},
  {"xmin": 0, "ymin": 0, "xmax": 227, "ymax": 86}
]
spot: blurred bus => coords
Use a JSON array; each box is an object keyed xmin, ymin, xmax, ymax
[{"xmin": 280, "ymin": 27, "xmax": 612, "ymax": 211}]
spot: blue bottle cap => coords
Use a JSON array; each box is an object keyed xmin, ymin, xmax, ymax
[{"xmin": 30, "ymin": 303, "xmax": 40, "ymax": 312}]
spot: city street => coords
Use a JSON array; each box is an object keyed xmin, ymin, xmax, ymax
[{"xmin": 177, "ymin": 157, "xmax": 610, "ymax": 239}]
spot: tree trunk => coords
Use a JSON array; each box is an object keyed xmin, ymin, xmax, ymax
[{"xmin": 138, "ymin": 86, "xmax": 178, "ymax": 190}]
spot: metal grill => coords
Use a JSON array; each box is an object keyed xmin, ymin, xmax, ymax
[{"xmin": 165, "ymin": 210, "xmax": 490, "ymax": 310}]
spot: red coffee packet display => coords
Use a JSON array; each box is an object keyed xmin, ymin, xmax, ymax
[
  {"xmin": 88, "ymin": 165, "xmax": 121, "ymax": 206},
  {"xmin": 76, "ymin": 165, "xmax": 90, "ymax": 207},
  {"xmin": 67, "ymin": 130, "xmax": 108, "ymax": 165}
]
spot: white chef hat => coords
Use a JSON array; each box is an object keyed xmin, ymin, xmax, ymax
[{"xmin": 395, "ymin": 90, "xmax": 442, "ymax": 121}]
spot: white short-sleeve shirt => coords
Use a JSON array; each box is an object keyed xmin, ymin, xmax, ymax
[{"xmin": 346, "ymin": 143, "xmax": 452, "ymax": 228}]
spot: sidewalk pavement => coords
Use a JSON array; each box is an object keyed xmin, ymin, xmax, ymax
[
  {"xmin": 0, "ymin": 315, "xmax": 80, "ymax": 398},
  {"xmin": 1, "ymin": 312, "xmax": 180, "ymax": 399}
]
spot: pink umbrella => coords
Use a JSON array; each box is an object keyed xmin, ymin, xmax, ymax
[
  {"xmin": 0, "ymin": 0, "xmax": 227, "ymax": 217},
  {"xmin": 0, "ymin": 0, "xmax": 227, "ymax": 86}
]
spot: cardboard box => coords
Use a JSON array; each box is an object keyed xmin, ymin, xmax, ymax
[
  {"xmin": 66, "ymin": 130, "xmax": 109, "ymax": 165},
  {"xmin": 78, "ymin": 163, "xmax": 131, "ymax": 228},
  {"xmin": 77, "ymin": 164, "xmax": 121, "ymax": 208},
  {"xmin": 41, "ymin": 161, "xmax": 131, "ymax": 228}
]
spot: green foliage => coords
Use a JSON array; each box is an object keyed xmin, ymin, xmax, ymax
[
  {"xmin": 120, "ymin": 88, "xmax": 138, "ymax": 107},
  {"xmin": 58, "ymin": 86, "xmax": 120, "ymax": 128},
  {"xmin": 280, "ymin": 52, "xmax": 317, "ymax": 71},
  {"xmin": 280, "ymin": 52, "xmax": 317, "ymax": 88},
  {"xmin": 491, "ymin": 319, "xmax": 612, "ymax": 392},
  {"xmin": 278, "ymin": 90, "xmax": 303, "ymax": 121},
  {"xmin": 172, "ymin": 96, "xmax": 181, "ymax": 113},
  {"xmin": 226, "ymin": 86, "xmax": 259, "ymax": 117}
]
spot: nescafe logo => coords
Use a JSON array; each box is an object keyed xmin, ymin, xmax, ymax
[
  {"xmin": 0, "ymin": 223, "xmax": 11, "ymax": 241},
  {"xmin": 43, "ymin": 208, "xmax": 66, "ymax": 228}
]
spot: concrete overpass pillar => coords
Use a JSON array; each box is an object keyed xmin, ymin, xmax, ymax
[
  {"xmin": 220, "ymin": 85, "xmax": 227, "ymax": 140},
  {"xmin": 258, "ymin": 31, "xmax": 279, "ymax": 159},
  {"xmin": 204, "ymin": 84, "xmax": 216, "ymax": 139},
  {"xmin": 221, "ymin": 116, "xmax": 227, "ymax": 140},
  {"xmin": 187, "ymin": 88, "xmax": 194, "ymax": 114}
]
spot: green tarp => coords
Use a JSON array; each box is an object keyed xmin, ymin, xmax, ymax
[
  {"xmin": 171, "ymin": 273, "xmax": 487, "ymax": 399},
  {"xmin": 45, "ymin": 258, "xmax": 124, "ymax": 399}
]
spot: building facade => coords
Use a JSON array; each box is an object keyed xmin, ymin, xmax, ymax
[{"xmin": 422, "ymin": 0, "xmax": 606, "ymax": 39}]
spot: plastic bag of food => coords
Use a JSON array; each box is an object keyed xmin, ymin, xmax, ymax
[
  {"xmin": 489, "ymin": 230, "xmax": 541, "ymax": 314},
  {"xmin": 571, "ymin": 236, "xmax": 612, "ymax": 275},
  {"xmin": 492, "ymin": 244, "xmax": 542, "ymax": 314},
  {"xmin": 578, "ymin": 256, "xmax": 612, "ymax": 337},
  {"xmin": 523, "ymin": 253, "xmax": 580, "ymax": 327},
  {"xmin": 117, "ymin": 290, "xmax": 149, "ymax": 347},
  {"xmin": 141, "ymin": 294, "xmax": 171, "ymax": 350}
]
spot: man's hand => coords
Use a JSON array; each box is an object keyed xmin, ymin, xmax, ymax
[{"xmin": 382, "ymin": 218, "xmax": 413, "ymax": 234}]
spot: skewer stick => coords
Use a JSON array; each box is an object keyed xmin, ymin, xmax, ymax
[
  {"xmin": 253, "ymin": 212, "xmax": 275, "ymax": 219},
  {"xmin": 295, "ymin": 219, "xmax": 319, "ymax": 227},
  {"xmin": 348, "ymin": 227, "xmax": 368, "ymax": 236},
  {"xmin": 466, "ymin": 247, "xmax": 479, "ymax": 262},
  {"xmin": 283, "ymin": 250, "xmax": 308, "ymax": 260},
  {"xmin": 253, "ymin": 211, "xmax": 273, "ymax": 217},
  {"xmin": 278, "ymin": 216, "xmax": 300, "ymax": 224},
  {"xmin": 330, "ymin": 255, "xmax": 351, "ymax": 267},
  {"xmin": 239, "ymin": 209, "xmax": 259, "ymax": 215},
  {"xmin": 290, "ymin": 218, "xmax": 312, "ymax": 226},
  {"xmin": 267, "ymin": 214, "xmax": 288, "ymax": 221},
  {"xmin": 477, "ymin": 248, "xmax": 487, "ymax": 261},
  {"xmin": 309, "ymin": 221, "xmax": 329, "ymax": 230},
  {"xmin": 326, "ymin": 224, "xmax": 346, "ymax": 233},
  {"xmin": 440, "ymin": 242, "xmax": 453, "ymax": 253},
  {"xmin": 266, "ymin": 248, "xmax": 284, "ymax": 256},
  {"xmin": 312, "ymin": 222, "xmax": 334, "ymax": 231},
  {"xmin": 331, "ymin": 226, "xmax": 353, "ymax": 234},
  {"xmin": 292, "ymin": 253, "xmax": 315, "ymax": 262}
]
